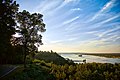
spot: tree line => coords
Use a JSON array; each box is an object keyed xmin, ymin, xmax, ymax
[{"xmin": 0, "ymin": 0, "xmax": 46, "ymax": 67}]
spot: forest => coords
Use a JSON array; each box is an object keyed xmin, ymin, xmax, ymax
[{"xmin": 0, "ymin": 0, "xmax": 120, "ymax": 80}]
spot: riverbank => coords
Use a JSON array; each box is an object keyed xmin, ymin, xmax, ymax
[
  {"xmin": 1, "ymin": 51, "xmax": 120, "ymax": 80},
  {"xmin": 59, "ymin": 53, "xmax": 120, "ymax": 64}
]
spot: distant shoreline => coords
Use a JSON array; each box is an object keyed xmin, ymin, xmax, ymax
[
  {"xmin": 58, "ymin": 53, "xmax": 120, "ymax": 58},
  {"xmin": 58, "ymin": 52, "xmax": 120, "ymax": 54}
]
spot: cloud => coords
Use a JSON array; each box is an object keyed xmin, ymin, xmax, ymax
[
  {"xmin": 34, "ymin": 0, "xmax": 62, "ymax": 13},
  {"xmin": 101, "ymin": 35, "xmax": 120, "ymax": 42},
  {"xmin": 64, "ymin": 0, "xmax": 80, "ymax": 4},
  {"xmin": 41, "ymin": 1, "xmax": 61, "ymax": 13},
  {"xmin": 33, "ymin": 0, "xmax": 48, "ymax": 12},
  {"xmin": 90, "ymin": 0, "xmax": 116, "ymax": 21},
  {"xmin": 65, "ymin": 22, "xmax": 78, "ymax": 31},
  {"xmin": 61, "ymin": 36, "xmax": 120, "ymax": 53},
  {"xmin": 47, "ymin": 9, "xmax": 78, "ymax": 29},
  {"xmin": 86, "ymin": 25, "xmax": 120, "ymax": 41},
  {"xmin": 78, "ymin": 42, "xmax": 120, "ymax": 53},
  {"xmin": 115, "ymin": 36, "xmax": 120, "ymax": 41},
  {"xmin": 101, "ymin": 0, "xmax": 115, "ymax": 12},
  {"xmin": 85, "ymin": 13, "xmax": 120, "ymax": 30},
  {"xmin": 53, "ymin": 0, "xmax": 80, "ymax": 11},
  {"xmin": 99, "ymin": 13, "xmax": 120, "ymax": 24},
  {"xmin": 64, "ymin": 0, "xmax": 75, "ymax": 3},
  {"xmin": 50, "ymin": 40, "xmax": 63, "ymax": 44},
  {"xmin": 67, "ymin": 37, "xmax": 77, "ymax": 41},
  {"xmin": 50, "ymin": 37, "xmax": 77, "ymax": 44},
  {"xmin": 86, "ymin": 31, "xmax": 99, "ymax": 34},
  {"xmin": 63, "ymin": 16, "xmax": 80, "ymax": 25},
  {"xmin": 71, "ymin": 8, "xmax": 81, "ymax": 11},
  {"xmin": 65, "ymin": 32, "xmax": 82, "ymax": 37},
  {"xmin": 78, "ymin": 37, "xmax": 119, "ymax": 50},
  {"xmin": 98, "ymin": 25, "xmax": 120, "ymax": 37}
]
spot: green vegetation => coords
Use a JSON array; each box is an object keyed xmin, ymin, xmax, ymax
[
  {"xmin": 14, "ymin": 10, "xmax": 46, "ymax": 67},
  {"xmin": 8, "ymin": 64, "xmax": 55, "ymax": 80},
  {"xmin": 0, "ymin": 0, "xmax": 120, "ymax": 80},
  {"xmin": 0, "ymin": 0, "xmax": 46, "ymax": 67},
  {"xmin": 35, "ymin": 50, "xmax": 74, "ymax": 65},
  {"xmin": 6, "ymin": 60, "xmax": 120, "ymax": 80},
  {"xmin": 34, "ymin": 53, "xmax": 120, "ymax": 80},
  {"xmin": 0, "ymin": 65, "xmax": 24, "ymax": 80},
  {"xmin": 0, "ymin": 0, "xmax": 20, "ymax": 64},
  {"xmin": 50, "ymin": 63, "xmax": 120, "ymax": 80},
  {"xmin": 1, "ymin": 50, "xmax": 120, "ymax": 80}
]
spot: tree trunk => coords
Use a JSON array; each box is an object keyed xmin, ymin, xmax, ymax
[
  {"xmin": 23, "ymin": 42, "xmax": 27, "ymax": 68},
  {"xmin": 24, "ymin": 52, "xmax": 26, "ymax": 68}
]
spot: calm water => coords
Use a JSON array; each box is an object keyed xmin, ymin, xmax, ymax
[{"xmin": 59, "ymin": 53, "xmax": 120, "ymax": 64}]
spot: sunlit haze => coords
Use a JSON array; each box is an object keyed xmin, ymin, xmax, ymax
[{"xmin": 17, "ymin": 0, "xmax": 120, "ymax": 53}]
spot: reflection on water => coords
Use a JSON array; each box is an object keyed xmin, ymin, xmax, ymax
[{"xmin": 59, "ymin": 53, "xmax": 120, "ymax": 64}]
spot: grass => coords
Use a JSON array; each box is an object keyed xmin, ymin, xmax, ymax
[{"xmin": 0, "ymin": 63, "xmax": 55, "ymax": 80}]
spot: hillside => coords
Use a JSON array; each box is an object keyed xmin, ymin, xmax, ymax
[{"xmin": 35, "ymin": 51, "xmax": 74, "ymax": 65}]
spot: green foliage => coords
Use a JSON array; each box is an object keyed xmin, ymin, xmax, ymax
[
  {"xmin": 0, "ymin": 0, "xmax": 19, "ymax": 64},
  {"xmin": 3, "ymin": 6, "xmax": 46, "ymax": 67},
  {"xmin": 15, "ymin": 10, "xmax": 46, "ymax": 51},
  {"xmin": 10, "ymin": 64, "xmax": 55, "ymax": 80},
  {"xmin": 32, "ymin": 59, "xmax": 41, "ymax": 63},
  {"xmin": 49, "ymin": 63, "xmax": 120, "ymax": 80},
  {"xmin": 0, "ymin": 0, "xmax": 46, "ymax": 66},
  {"xmin": 15, "ymin": 10, "xmax": 46, "ymax": 67},
  {"xmin": 2, "ymin": 53, "xmax": 120, "ymax": 80},
  {"xmin": 10, "ymin": 45, "xmax": 24, "ymax": 64},
  {"xmin": 35, "ymin": 51, "xmax": 74, "ymax": 65}
]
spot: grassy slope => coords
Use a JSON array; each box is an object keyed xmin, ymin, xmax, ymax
[
  {"xmin": 1, "ymin": 64, "xmax": 55, "ymax": 80},
  {"xmin": 35, "ymin": 51, "xmax": 74, "ymax": 65}
]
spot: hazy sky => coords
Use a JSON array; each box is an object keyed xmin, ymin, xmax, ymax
[{"xmin": 17, "ymin": 0, "xmax": 120, "ymax": 53}]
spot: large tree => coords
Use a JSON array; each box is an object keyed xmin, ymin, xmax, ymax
[
  {"xmin": 13, "ymin": 10, "xmax": 46, "ymax": 67},
  {"xmin": 0, "ymin": 0, "xmax": 19, "ymax": 64}
]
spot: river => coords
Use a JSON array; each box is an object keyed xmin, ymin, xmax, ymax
[{"xmin": 59, "ymin": 53, "xmax": 120, "ymax": 64}]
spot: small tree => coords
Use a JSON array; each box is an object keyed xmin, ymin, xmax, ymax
[{"xmin": 14, "ymin": 10, "xmax": 46, "ymax": 67}]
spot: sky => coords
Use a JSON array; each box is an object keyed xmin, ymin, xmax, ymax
[{"xmin": 16, "ymin": 0, "xmax": 120, "ymax": 53}]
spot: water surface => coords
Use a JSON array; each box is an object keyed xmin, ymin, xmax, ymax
[{"xmin": 59, "ymin": 53, "xmax": 120, "ymax": 64}]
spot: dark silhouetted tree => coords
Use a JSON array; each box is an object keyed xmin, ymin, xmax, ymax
[
  {"xmin": 14, "ymin": 10, "xmax": 46, "ymax": 67},
  {"xmin": 0, "ymin": 0, "xmax": 19, "ymax": 64}
]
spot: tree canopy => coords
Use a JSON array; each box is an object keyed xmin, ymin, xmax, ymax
[
  {"xmin": 0, "ymin": 0, "xmax": 46, "ymax": 65},
  {"xmin": 14, "ymin": 10, "xmax": 46, "ymax": 67},
  {"xmin": 0, "ymin": 0, "xmax": 19, "ymax": 64}
]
